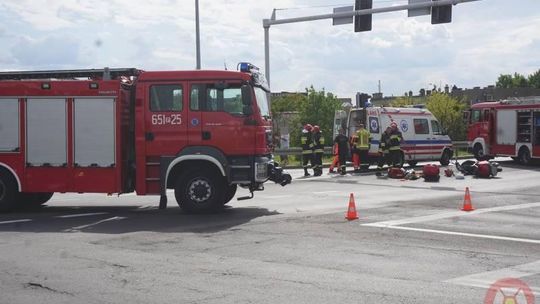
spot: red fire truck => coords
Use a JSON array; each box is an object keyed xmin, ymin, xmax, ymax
[
  {"xmin": 0, "ymin": 64, "xmax": 291, "ymax": 212},
  {"xmin": 464, "ymin": 97, "xmax": 540, "ymax": 165}
]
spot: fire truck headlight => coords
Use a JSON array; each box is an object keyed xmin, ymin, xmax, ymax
[{"xmin": 255, "ymin": 162, "xmax": 268, "ymax": 181}]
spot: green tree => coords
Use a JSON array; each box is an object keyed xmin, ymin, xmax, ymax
[
  {"xmin": 270, "ymin": 93, "xmax": 306, "ymax": 116},
  {"xmin": 426, "ymin": 92, "xmax": 467, "ymax": 140},
  {"xmin": 496, "ymin": 74, "xmax": 513, "ymax": 88},
  {"xmin": 293, "ymin": 86, "xmax": 342, "ymax": 146},
  {"xmin": 512, "ymin": 72, "xmax": 529, "ymax": 87},
  {"xmin": 390, "ymin": 96, "xmax": 415, "ymax": 107},
  {"xmin": 528, "ymin": 69, "xmax": 540, "ymax": 89}
]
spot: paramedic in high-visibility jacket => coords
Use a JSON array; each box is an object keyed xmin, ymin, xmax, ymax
[
  {"xmin": 311, "ymin": 125, "xmax": 325, "ymax": 176},
  {"xmin": 388, "ymin": 122, "xmax": 403, "ymax": 167},
  {"xmin": 353, "ymin": 123, "xmax": 372, "ymax": 172},
  {"xmin": 301, "ymin": 124, "xmax": 314, "ymax": 176}
]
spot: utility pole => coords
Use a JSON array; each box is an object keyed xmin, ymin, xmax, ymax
[{"xmin": 195, "ymin": 0, "xmax": 201, "ymax": 70}]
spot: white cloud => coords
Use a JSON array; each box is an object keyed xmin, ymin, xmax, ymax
[{"xmin": 0, "ymin": 0, "xmax": 539, "ymax": 98}]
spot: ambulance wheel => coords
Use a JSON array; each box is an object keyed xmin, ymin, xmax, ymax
[
  {"xmin": 407, "ymin": 161, "xmax": 418, "ymax": 167},
  {"xmin": 518, "ymin": 147, "xmax": 531, "ymax": 165},
  {"xmin": 0, "ymin": 171, "xmax": 19, "ymax": 212},
  {"xmin": 21, "ymin": 192, "xmax": 54, "ymax": 207},
  {"xmin": 222, "ymin": 185, "xmax": 237, "ymax": 205},
  {"xmin": 440, "ymin": 150, "xmax": 452, "ymax": 166},
  {"xmin": 174, "ymin": 168, "xmax": 226, "ymax": 213}
]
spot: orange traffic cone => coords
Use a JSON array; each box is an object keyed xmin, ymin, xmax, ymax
[
  {"xmin": 461, "ymin": 187, "xmax": 474, "ymax": 211},
  {"xmin": 345, "ymin": 193, "xmax": 359, "ymax": 220}
]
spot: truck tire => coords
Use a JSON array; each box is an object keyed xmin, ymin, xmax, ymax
[
  {"xmin": 20, "ymin": 192, "xmax": 54, "ymax": 207},
  {"xmin": 222, "ymin": 185, "xmax": 237, "ymax": 205},
  {"xmin": 473, "ymin": 143, "xmax": 485, "ymax": 160},
  {"xmin": 174, "ymin": 168, "xmax": 226, "ymax": 213},
  {"xmin": 439, "ymin": 150, "xmax": 452, "ymax": 166},
  {"xmin": 0, "ymin": 171, "xmax": 19, "ymax": 212},
  {"xmin": 518, "ymin": 147, "xmax": 531, "ymax": 165}
]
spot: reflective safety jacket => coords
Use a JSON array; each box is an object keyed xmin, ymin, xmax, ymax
[
  {"xmin": 313, "ymin": 131, "xmax": 325, "ymax": 154},
  {"xmin": 355, "ymin": 128, "xmax": 372, "ymax": 150},
  {"xmin": 300, "ymin": 130, "xmax": 314, "ymax": 154},
  {"xmin": 388, "ymin": 129, "xmax": 403, "ymax": 151}
]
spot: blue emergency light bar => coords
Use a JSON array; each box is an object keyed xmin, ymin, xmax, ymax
[{"xmin": 238, "ymin": 62, "xmax": 259, "ymax": 73}]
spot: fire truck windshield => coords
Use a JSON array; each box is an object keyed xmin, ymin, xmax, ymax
[{"xmin": 254, "ymin": 87, "xmax": 270, "ymax": 118}]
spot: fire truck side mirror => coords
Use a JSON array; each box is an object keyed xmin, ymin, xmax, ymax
[
  {"xmin": 241, "ymin": 84, "xmax": 253, "ymax": 116},
  {"xmin": 241, "ymin": 84, "xmax": 252, "ymax": 106},
  {"xmin": 242, "ymin": 105, "xmax": 253, "ymax": 116}
]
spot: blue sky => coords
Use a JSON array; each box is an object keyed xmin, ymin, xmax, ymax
[{"xmin": 0, "ymin": 0, "xmax": 539, "ymax": 99}]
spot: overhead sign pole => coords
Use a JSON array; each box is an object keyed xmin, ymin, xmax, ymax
[{"xmin": 263, "ymin": 0, "xmax": 480, "ymax": 87}]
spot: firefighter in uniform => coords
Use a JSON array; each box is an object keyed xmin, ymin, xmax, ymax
[
  {"xmin": 376, "ymin": 127, "xmax": 391, "ymax": 176},
  {"xmin": 301, "ymin": 124, "xmax": 314, "ymax": 176},
  {"xmin": 354, "ymin": 123, "xmax": 372, "ymax": 172},
  {"xmin": 388, "ymin": 122, "xmax": 403, "ymax": 168},
  {"xmin": 311, "ymin": 125, "xmax": 325, "ymax": 176},
  {"xmin": 334, "ymin": 128, "xmax": 350, "ymax": 175}
]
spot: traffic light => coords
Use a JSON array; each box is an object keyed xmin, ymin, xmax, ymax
[
  {"xmin": 354, "ymin": 0, "xmax": 373, "ymax": 32},
  {"xmin": 431, "ymin": 0, "xmax": 452, "ymax": 24},
  {"xmin": 356, "ymin": 92, "xmax": 370, "ymax": 108}
]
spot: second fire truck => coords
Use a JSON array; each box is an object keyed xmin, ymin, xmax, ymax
[{"xmin": 464, "ymin": 97, "xmax": 540, "ymax": 164}]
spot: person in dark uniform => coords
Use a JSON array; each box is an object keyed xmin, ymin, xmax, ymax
[
  {"xmin": 333, "ymin": 128, "xmax": 350, "ymax": 175},
  {"xmin": 376, "ymin": 126, "xmax": 391, "ymax": 176},
  {"xmin": 311, "ymin": 125, "xmax": 325, "ymax": 176},
  {"xmin": 388, "ymin": 122, "xmax": 403, "ymax": 168},
  {"xmin": 300, "ymin": 124, "xmax": 314, "ymax": 176}
]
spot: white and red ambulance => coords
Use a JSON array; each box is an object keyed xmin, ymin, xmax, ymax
[{"xmin": 344, "ymin": 107, "xmax": 454, "ymax": 167}]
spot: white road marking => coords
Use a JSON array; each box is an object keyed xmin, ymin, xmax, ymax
[
  {"xmin": 364, "ymin": 202, "xmax": 540, "ymax": 227},
  {"xmin": 256, "ymin": 195, "xmax": 293, "ymax": 199},
  {"xmin": 313, "ymin": 190, "xmax": 341, "ymax": 194},
  {"xmin": 362, "ymin": 202, "xmax": 540, "ymax": 244},
  {"xmin": 0, "ymin": 219, "xmax": 32, "ymax": 225},
  {"xmin": 64, "ymin": 216, "xmax": 126, "ymax": 232},
  {"xmin": 55, "ymin": 212, "xmax": 108, "ymax": 218},
  {"xmin": 446, "ymin": 260, "xmax": 540, "ymax": 295},
  {"xmin": 374, "ymin": 225, "xmax": 540, "ymax": 244}
]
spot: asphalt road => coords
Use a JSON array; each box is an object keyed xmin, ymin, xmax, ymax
[{"xmin": 0, "ymin": 159, "xmax": 539, "ymax": 303}]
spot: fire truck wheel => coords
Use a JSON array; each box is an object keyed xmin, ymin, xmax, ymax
[
  {"xmin": 222, "ymin": 185, "xmax": 237, "ymax": 205},
  {"xmin": 20, "ymin": 192, "xmax": 54, "ymax": 207},
  {"xmin": 0, "ymin": 171, "xmax": 19, "ymax": 212},
  {"xmin": 174, "ymin": 169, "xmax": 226, "ymax": 213},
  {"xmin": 518, "ymin": 147, "xmax": 531, "ymax": 165}
]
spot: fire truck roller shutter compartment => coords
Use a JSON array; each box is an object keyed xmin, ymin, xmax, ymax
[
  {"xmin": 496, "ymin": 110, "xmax": 517, "ymax": 145},
  {"xmin": 0, "ymin": 99, "xmax": 20, "ymax": 152},
  {"xmin": 74, "ymin": 98, "xmax": 116, "ymax": 167},
  {"xmin": 26, "ymin": 98, "xmax": 67, "ymax": 167}
]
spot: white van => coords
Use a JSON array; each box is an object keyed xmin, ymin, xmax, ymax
[{"xmin": 344, "ymin": 107, "xmax": 453, "ymax": 167}]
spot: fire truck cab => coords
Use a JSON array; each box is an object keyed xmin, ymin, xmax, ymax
[
  {"xmin": 0, "ymin": 65, "xmax": 291, "ymax": 212},
  {"xmin": 464, "ymin": 97, "xmax": 540, "ymax": 164}
]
